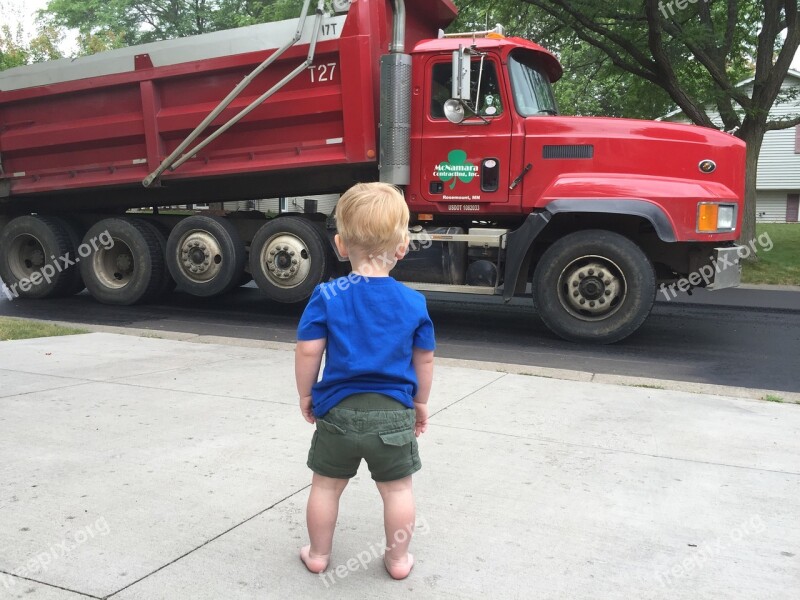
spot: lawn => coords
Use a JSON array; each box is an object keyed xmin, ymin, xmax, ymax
[
  {"xmin": 0, "ymin": 317, "xmax": 88, "ymax": 341},
  {"xmin": 741, "ymin": 224, "xmax": 800, "ymax": 286}
]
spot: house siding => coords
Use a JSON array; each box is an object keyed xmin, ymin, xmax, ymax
[
  {"xmin": 756, "ymin": 190, "xmax": 789, "ymax": 223},
  {"xmin": 756, "ymin": 77, "xmax": 800, "ymax": 189}
]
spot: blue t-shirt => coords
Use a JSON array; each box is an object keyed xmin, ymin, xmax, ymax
[{"xmin": 297, "ymin": 275, "xmax": 436, "ymax": 417}]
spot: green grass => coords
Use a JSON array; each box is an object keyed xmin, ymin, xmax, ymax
[
  {"xmin": 741, "ymin": 224, "xmax": 800, "ymax": 285},
  {"xmin": 628, "ymin": 384, "xmax": 666, "ymax": 390},
  {"xmin": 761, "ymin": 394, "xmax": 785, "ymax": 403},
  {"xmin": 0, "ymin": 318, "xmax": 88, "ymax": 341}
]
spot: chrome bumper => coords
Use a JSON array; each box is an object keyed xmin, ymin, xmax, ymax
[{"xmin": 706, "ymin": 246, "xmax": 742, "ymax": 290}]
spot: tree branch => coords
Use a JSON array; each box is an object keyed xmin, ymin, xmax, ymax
[
  {"xmin": 643, "ymin": 0, "xmax": 716, "ymax": 127},
  {"xmin": 658, "ymin": 14, "xmax": 751, "ymax": 110},
  {"xmin": 766, "ymin": 113, "xmax": 800, "ymax": 130},
  {"xmin": 523, "ymin": 0, "xmax": 658, "ymax": 74},
  {"xmin": 723, "ymin": 0, "xmax": 738, "ymax": 57},
  {"xmin": 753, "ymin": 0, "xmax": 799, "ymax": 116}
]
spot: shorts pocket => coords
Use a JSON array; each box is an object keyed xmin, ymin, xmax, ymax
[
  {"xmin": 317, "ymin": 419, "xmax": 346, "ymax": 435},
  {"xmin": 379, "ymin": 429, "xmax": 414, "ymax": 446}
]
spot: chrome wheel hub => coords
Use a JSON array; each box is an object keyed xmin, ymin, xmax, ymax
[
  {"xmin": 558, "ymin": 256, "xmax": 626, "ymax": 321},
  {"xmin": 260, "ymin": 234, "xmax": 311, "ymax": 288},
  {"xmin": 178, "ymin": 230, "xmax": 223, "ymax": 282}
]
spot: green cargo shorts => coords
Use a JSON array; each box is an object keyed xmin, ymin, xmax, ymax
[{"xmin": 307, "ymin": 393, "xmax": 421, "ymax": 482}]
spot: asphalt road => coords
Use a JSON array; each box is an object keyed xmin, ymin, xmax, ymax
[{"xmin": 2, "ymin": 284, "xmax": 798, "ymax": 393}]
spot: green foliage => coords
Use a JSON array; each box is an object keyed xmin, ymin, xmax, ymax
[
  {"xmin": 28, "ymin": 25, "xmax": 65, "ymax": 62},
  {"xmin": 0, "ymin": 22, "xmax": 63, "ymax": 71},
  {"xmin": 451, "ymin": 0, "xmax": 757, "ymax": 120},
  {"xmin": 40, "ymin": 0, "xmax": 314, "ymax": 55},
  {"xmin": 0, "ymin": 24, "xmax": 29, "ymax": 71}
]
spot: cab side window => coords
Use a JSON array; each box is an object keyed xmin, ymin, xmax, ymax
[{"xmin": 430, "ymin": 60, "xmax": 504, "ymax": 119}]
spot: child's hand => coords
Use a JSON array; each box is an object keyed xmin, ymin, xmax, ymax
[
  {"xmin": 414, "ymin": 403, "xmax": 428, "ymax": 437},
  {"xmin": 300, "ymin": 395, "xmax": 315, "ymax": 424}
]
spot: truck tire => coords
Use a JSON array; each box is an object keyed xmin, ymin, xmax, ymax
[
  {"xmin": 79, "ymin": 218, "xmax": 165, "ymax": 305},
  {"xmin": 0, "ymin": 215, "xmax": 80, "ymax": 299},
  {"xmin": 138, "ymin": 220, "xmax": 176, "ymax": 298},
  {"xmin": 250, "ymin": 217, "xmax": 330, "ymax": 303},
  {"xmin": 53, "ymin": 217, "xmax": 87, "ymax": 296},
  {"xmin": 166, "ymin": 216, "xmax": 245, "ymax": 297},
  {"xmin": 532, "ymin": 230, "xmax": 655, "ymax": 344}
]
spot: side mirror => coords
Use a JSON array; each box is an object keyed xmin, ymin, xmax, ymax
[
  {"xmin": 443, "ymin": 99, "xmax": 465, "ymax": 124},
  {"xmin": 444, "ymin": 45, "xmax": 471, "ymax": 124}
]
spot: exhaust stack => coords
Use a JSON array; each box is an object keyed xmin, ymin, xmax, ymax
[{"xmin": 379, "ymin": 0, "xmax": 412, "ymax": 186}]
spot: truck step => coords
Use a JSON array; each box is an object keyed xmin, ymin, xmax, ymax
[{"xmin": 403, "ymin": 282, "xmax": 497, "ymax": 295}]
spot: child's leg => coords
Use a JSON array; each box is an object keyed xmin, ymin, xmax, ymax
[
  {"xmin": 301, "ymin": 472, "xmax": 349, "ymax": 573},
  {"xmin": 375, "ymin": 475, "xmax": 415, "ymax": 579}
]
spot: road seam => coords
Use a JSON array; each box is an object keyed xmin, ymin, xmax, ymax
[
  {"xmin": 431, "ymin": 422, "xmax": 800, "ymax": 477},
  {"xmin": 105, "ymin": 484, "xmax": 312, "ymax": 599},
  {"xmin": 0, "ymin": 570, "xmax": 102, "ymax": 599},
  {"xmin": 430, "ymin": 373, "xmax": 508, "ymax": 419}
]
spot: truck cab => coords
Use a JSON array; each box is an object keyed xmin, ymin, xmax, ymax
[{"xmin": 409, "ymin": 35, "xmax": 562, "ymax": 218}]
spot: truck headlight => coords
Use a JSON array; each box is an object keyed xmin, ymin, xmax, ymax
[{"xmin": 697, "ymin": 202, "xmax": 737, "ymax": 233}]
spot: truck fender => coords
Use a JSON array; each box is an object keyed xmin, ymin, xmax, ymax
[{"xmin": 502, "ymin": 199, "xmax": 677, "ymax": 302}]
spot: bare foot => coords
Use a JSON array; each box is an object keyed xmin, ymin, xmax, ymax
[
  {"xmin": 300, "ymin": 545, "xmax": 329, "ymax": 574},
  {"xmin": 384, "ymin": 552, "xmax": 414, "ymax": 580}
]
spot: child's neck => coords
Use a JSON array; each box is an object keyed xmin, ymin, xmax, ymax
[{"xmin": 349, "ymin": 253, "xmax": 395, "ymax": 278}]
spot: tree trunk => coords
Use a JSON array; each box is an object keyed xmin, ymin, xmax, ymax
[{"xmin": 736, "ymin": 124, "xmax": 765, "ymax": 247}]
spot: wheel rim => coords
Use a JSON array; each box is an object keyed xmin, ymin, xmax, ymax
[
  {"xmin": 176, "ymin": 229, "xmax": 224, "ymax": 283},
  {"xmin": 92, "ymin": 237, "xmax": 134, "ymax": 289},
  {"xmin": 7, "ymin": 234, "xmax": 46, "ymax": 280},
  {"xmin": 557, "ymin": 255, "xmax": 626, "ymax": 321},
  {"xmin": 258, "ymin": 233, "xmax": 312, "ymax": 289}
]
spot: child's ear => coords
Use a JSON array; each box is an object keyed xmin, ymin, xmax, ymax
[
  {"xmin": 395, "ymin": 235, "xmax": 410, "ymax": 260},
  {"xmin": 334, "ymin": 234, "xmax": 349, "ymax": 258}
]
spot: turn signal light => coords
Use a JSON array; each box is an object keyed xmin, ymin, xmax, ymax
[
  {"xmin": 697, "ymin": 204, "xmax": 719, "ymax": 232},
  {"xmin": 697, "ymin": 202, "xmax": 736, "ymax": 233}
]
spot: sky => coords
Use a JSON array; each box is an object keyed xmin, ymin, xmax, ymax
[
  {"xmin": 2, "ymin": 0, "xmax": 800, "ymax": 71},
  {"xmin": 0, "ymin": 0, "xmax": 79, "ymax": 53}
]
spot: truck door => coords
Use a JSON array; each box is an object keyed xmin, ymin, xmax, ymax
[{"xmin": 418, "ymin": 56, "xmax": 513, "ymax": 214}]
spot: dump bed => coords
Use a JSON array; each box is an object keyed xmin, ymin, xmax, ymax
[{"xmin": 0, "ymin": 0, "xmax": 457, "ymax": 212}]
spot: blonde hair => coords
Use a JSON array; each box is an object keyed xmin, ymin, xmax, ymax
[{"xmin": 335, "ymin": 182, "xmax": 409, "ymax": 257}]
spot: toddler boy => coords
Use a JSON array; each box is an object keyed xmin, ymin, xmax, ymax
[{"xmin": 295, "ymin": 182, "xmax": 435, "ymax": 580}]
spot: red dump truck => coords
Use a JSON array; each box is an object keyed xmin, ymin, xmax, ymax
[{"xmin": 0, "ymin": 0, "xmax": 745, "ymax": 343}]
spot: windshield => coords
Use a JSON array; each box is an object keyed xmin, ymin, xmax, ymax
[{"xmin": 508, "ymin": 50, "xmax": 558, "ymax": 116}]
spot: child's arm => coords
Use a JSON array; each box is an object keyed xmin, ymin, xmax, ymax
[
  {"xmin": 295, "ymin": 338, "xmax": 326, "ymax": 424},
  {"xmin": 412, "ymin": 347, "xmax": 434, "ymax": 437}
]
